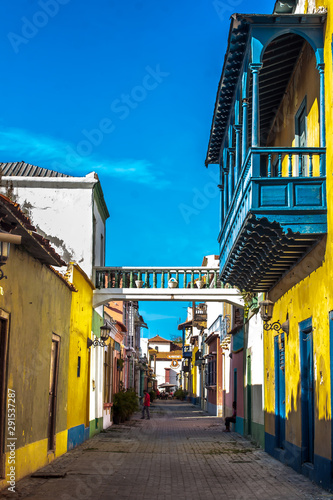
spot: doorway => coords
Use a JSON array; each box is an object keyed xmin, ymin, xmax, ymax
[
  {"xmin": 247, "ymin": 353, "xmax": 252, "ymax": 435},
  {"xmin": 299, "ymin": 318, "xmax": 314, "ymax": 464},
  {"xmin": 47, "ymin": 334, "xmax": 60, "ymax": 452},
  {"xmin": 274, "ymin": 334, "xmax": 286, "ymax": 449}
]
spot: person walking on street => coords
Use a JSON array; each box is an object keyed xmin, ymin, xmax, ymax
[{"xmin": 141, "ymin": 390, "xmax": 150, "ymax": 419}]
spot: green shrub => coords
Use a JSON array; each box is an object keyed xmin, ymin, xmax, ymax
[
  {"xmin": 149, "ymin": 390, "xmax": 156, "ymax": 402},
  {"xmin": 174, "ymin": 389, "xmax": 188, "ymax": 401},
  {"xmin": 113, "ymin": 389, "xmax": 139, "ymax": 424}
]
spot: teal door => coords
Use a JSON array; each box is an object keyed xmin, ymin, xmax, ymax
[
  {"xmin": 247, "ymin": 354, "xmax": 252, "ymax": 435},
  {"xmin": 300, "ymin": 318, "xmax": 314, "ymax": 464},
  {"xmin": 275, "ymin": 334, "xmax": 285, "ymax": 448}
]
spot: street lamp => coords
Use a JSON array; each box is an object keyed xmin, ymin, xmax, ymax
[
  {"xmin": 259, "ymin": 299, "xmax": 289, "ymax": 335},
  {"xmin": 87, "ymin": 321, "xmax": 113, "ymax": 348}
]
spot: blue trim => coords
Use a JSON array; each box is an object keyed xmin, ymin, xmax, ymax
[
  {"xmin": 84, "ymin": 426, "xmax": 90, "ymax": 442},
  {"xmin": 207, "ymin": 401, "xmax": 217, "ymax": 416},
  {"xmin": 318, "ymin": 64, "xmax": 326, "ymax": 150},
  {"xmin": 299, "ymin": 317, "xmax": 314, "ymax": 464},
  {"xmin": 67, "ymin": 424, "xmax": 87, "ymax": 451},
  {"xmin": 250, "ymin": 63, "xmax": 262, "ymax": 147},
  {"xmin": 265, "ymin": 432, "xmax": 332, "ymax": 490},
  {"xmin": 274, "ymin": 335, "xmax": 286, "ymax": 449},
  {"xmin": 234, "ymin": 416, "xmax": 244, "ymax": 435}
]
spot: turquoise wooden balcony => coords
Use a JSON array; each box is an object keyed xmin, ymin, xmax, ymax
[
  {"xmin": 205, "ymin": 13, "xmax": 327, "ymax": 292},
  {"xmin": 218, "ymin": 148, "xmax": 326, "ymax": 291}
]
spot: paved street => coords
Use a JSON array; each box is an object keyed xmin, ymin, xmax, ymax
[{"xmin": 3, "ymin": 401, "xmax": 333, "ymax": 500}]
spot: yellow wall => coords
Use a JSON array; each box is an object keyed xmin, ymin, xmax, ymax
[
  {"xmin": 2, "ymin": 246, "xmax": 72, "ymax": 446},
  {"xmin": 0, "ymin": 430, "xmax": 67, "ymax": 490},
  {"xmin": 67, "ymin": 264, "xmax": 94, "ymax": 430},
  {"xmin": 191, "ymin": 346, "xmax": 198, "ymax": 397},
  {"xmin": 0, "ymin": 246, "xmax": 72, "ymax": 487},
  {"xmin": 265, "ymin": 1, "xmax": 333, "ymax": 461}
]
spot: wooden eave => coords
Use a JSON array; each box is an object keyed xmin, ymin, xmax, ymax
[{"xmin": 221, "ymin": 214, "xmax": 323, "ymax": 291}]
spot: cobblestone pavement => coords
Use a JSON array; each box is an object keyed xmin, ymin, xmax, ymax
[{"xmin": 3, "ymin": 401, "xmax": 333, "ymax": 500}]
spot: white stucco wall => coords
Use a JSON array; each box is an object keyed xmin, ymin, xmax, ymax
[
  {"xmin": 148, "ymin": 341, "xmax": 171, "ymax": 352},
  {"xmin": 93, "ymin": 194, "xmax": 106, "ymax": 267},
  {"xmin": 246, "ymin": 313, "xmax": 264, "ymax": 426},
  {"xmin": 155, "ymin": 358, "xmax": 181, "ymax": 388},
  {"xmin": 1, "ymin": 173, "xmax": 106, "ymax": 279},
  {"xmin": 207, "ymin": 301, "xmax": 223, "ymax": 331}
]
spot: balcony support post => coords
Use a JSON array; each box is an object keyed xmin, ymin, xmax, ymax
[
  {"xmin": 218, "ymin": 164, "xmax": 224, "ymax": 226},
  {"xmin": 250, "ymin": 63, "xmax": 262, "ymax": 147},
  {"xmin": 317, "ymin": 63, "xmax": 326, "ymax": 149},
  {"xmin": 317, "ymin": 63, "xmax": 326, "ymax": 176},
  {"xmin": 234, "ymin": 124, "xmax": 242, "ymax": 187},
  {"xmin": 241, "ymin": 70, "xmax": 248, "ymax": 165},
  {"xmin": 228, "ymin": 150, "xmax": 234, "ymax": 206},
  {"xmin": 228, "ymin": 125, "xmax": 234, "ymax": 205},
  {"xmin": 223, "ymin": 171, "xmax": 228, "ymax": 218}
]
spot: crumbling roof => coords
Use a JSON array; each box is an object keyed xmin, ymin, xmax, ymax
[
  {"xmin": 0, "ymin": 194, "xmax": 66, "ymax": 267},
  {"xmin": 0, "ymin": 161, "xmax": 71, "ymax": 178}
]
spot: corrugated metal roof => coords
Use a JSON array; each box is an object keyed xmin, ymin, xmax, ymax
[{"xmin": 0, "ymin": 161, "xmax": 71, "ymax": 178}]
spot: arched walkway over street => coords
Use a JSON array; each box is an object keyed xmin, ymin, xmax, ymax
[{"xmin": 92, "ymin": 266, "xmax": 244, "ymax": 308}]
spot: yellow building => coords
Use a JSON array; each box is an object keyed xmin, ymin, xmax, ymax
[
  {"xmin": 0, "ymin": 195, "xmax": 74, "ymax": 489},
  {"xmin": 206, "ymin": 0, "xmax": 332, "ymax": 489},
  {"xmin": 66, "ymin": 263, "xmax": 94, "ymax": 450}
]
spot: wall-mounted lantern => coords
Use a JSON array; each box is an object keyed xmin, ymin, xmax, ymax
[
  {"xmin": 259, "ymin": 299, "xmax": 289, "ymax": 336},
  {"xmin": 87, "ymin": 320, "xmax": 113, "ymax": 348}
]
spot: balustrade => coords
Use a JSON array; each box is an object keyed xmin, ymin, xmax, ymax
[
  {"xmin": 207, "ymin": 314, "xmax": 231, "ymax": 341},
  {"xmin": 94, "ymin": 267, "xmax": 221, "ymax": 290}
]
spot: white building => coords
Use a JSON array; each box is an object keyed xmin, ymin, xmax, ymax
[
  {"xmin": 0, "ymin": 162, "xmax": 111, "ymax": 430},
  {"xmin": 0, "ymin": 162, "xmax": 108, "ymax": 279},
  {"xmin": 148, "ymin": 335, "xmax": 182, "ymax": 390}
]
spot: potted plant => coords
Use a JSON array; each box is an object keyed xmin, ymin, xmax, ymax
[
  {"xmin": 168, "ymin": 277, "xmax": 178, "ymax": 288},
  {"xmin": 113, "ymin": 389, "xmax": 139, "ymax": 424},
  {"xmin": 135, "ymin": 279, "xmax": 144, "ymax": 288}
]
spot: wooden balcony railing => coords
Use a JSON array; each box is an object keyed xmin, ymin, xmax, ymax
[
  {"xmin": 220, "ymin": 147, "xmax": 326, "ymax": 242},
  {"xmin": 94, "ymin": 267, "xmax": 221, "ymax": 290}
]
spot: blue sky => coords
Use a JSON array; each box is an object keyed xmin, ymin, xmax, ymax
[{"xmin": 0, "ymin": 0, "xmax": 274, "ymax": 339}]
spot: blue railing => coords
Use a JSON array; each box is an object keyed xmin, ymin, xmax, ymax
[
  {"xmin": 208, "ymin": 314, "xmax": 231, "ymax": 341},
  {"xmin": 183, "ymin": 345, "xmax": 193, "ymax": 358},
  {"xmin": 218, "ymin": 147, "xmax": 326, "ymax": 272}
]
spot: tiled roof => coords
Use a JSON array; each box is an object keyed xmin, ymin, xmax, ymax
[
  {"xmin": 0, "ymin": 194, "xmax": 66, "ymax": 267},
  {"xmin": 149, "ymin": 335, "xmax": 171, "ymax": 343},
  {"xmin": 0, "ymin": 161, "xmax": 71, "ymax": 178},
  {"xmin": 48, "ymin": 266, "xmax": 77, "ymax": 291}
]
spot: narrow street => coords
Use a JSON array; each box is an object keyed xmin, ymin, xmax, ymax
[{"xmin": 4, "ymin": 401, "xmax": 333, "ymax": 500}]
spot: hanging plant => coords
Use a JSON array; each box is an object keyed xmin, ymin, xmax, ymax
[
  {"xmin": 117, "ymin": 358, "xmax": 124, "ymax": 371},
  {"xmin": 241, "ymin": 290, "xmax": 260, "ymax": 320}
]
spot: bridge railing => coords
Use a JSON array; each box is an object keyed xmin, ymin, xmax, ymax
[{"xmin": 94, "ymin": 267, "xmax": 221, "ymax": 290}]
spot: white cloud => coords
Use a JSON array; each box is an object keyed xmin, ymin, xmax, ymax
[{"xmin": 0, "ymin": 127, "xmax": 169, "ymax": 188}]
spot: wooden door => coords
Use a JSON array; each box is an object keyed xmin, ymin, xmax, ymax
[{"xmin": 47, "ymin": 335, "xmax": 60, "ymax": 452}]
